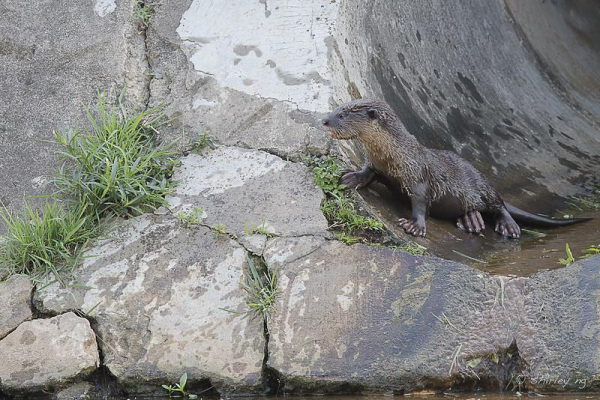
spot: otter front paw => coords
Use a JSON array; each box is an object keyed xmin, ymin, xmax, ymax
[
  {"xmin": 341, "ymin": 171, "xmax": 370, "ymax": 190},
  {"xmin": 495, "ymin": 217, "xmax": 520, "ymax": 239},
  {"xmin": 398, "ymin": 218, "xmax": 427, "ymax": 237},
  {"xmin": 456, "ymin": 210, "xmax": 485, "ymax": 233}
]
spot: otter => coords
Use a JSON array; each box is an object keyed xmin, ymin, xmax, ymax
[{"xmin": 322, "ymin": 99, "xmax": 591, "ymax": 238}]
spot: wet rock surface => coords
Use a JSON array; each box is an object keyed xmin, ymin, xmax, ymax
[
  {"xmin": 0, "ymin": 274, "xmax": 32, "ymax": 339},
  {"xmin": 0, "ymin": 312, "xmax": 99, "ymax": 394},
  {"xmin": 264, "ymin": 236, "xmax": 600, "ymax": 392},
  {"xmin": 54, "ymin": 382, "xmax": 96, "ymax": 400}
]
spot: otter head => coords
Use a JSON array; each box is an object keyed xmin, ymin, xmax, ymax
[{"xmin": 322, "ymin": 99, "xmax": 392, "ymax": 140}]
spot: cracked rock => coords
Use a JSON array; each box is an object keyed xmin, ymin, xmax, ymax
[
  {"xmin": 167, "ymin": 147, "xmax": 329, "ymax": 248},
  {"xmin": 0, "ymin": 312, "xmax": 99, "ymax": 394},
  {"xmin": 35, "ymin": 216, "xmax": 265, "ymax": 394},
  {"xmin": 145, "ymin": 1, "xmax": 332, "ymax": 159},
  {"xmin": 264, "ymin": 236, "xmax": 600, "ymax": 392},
  {"xmin": 0, "ymin": 274, "xmax": 32, "ymax": 340}
]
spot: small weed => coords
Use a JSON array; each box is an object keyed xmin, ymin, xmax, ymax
[
  {"xmin": 211, "ymin": 223, "xmax": 228, "ymax": 237},
  {"xmin": 569, "ymin": 184, "xmax": 600, "ymax": 211},
  {"xmin": 176, "ymin": 207, "xmax": 203, "ymax": 227},
  {"xmin": 135, "ymin": 2, "xmax": 153, "ymax": 27},
  {"xmin": 241, "ymin": 255, "xmax": 277, "ymax": 323},
  {"xmin": 162, "ymin": 373, "xmax": 197, "ymax": 398},
  {"xmin": 52, "ymin": 92, "xmax": 178, "ymax": 221},
  {"xmin": 395, "ymin": 241, "xmax": 428, "ymax": 256},
  {"xmin": 334, "ymin": 232, "xmax": 361, "ymax": 245},
  {"xmin": 558, "ymin": 243, "xmax": 575, "ymax": 266},
  {"xmin": 306, "ymin": 156, "xmax": 382, "ymax": 235},
  {"xmin": 0, "ymin": 202, "xmax": 99, "ymax": 283},
  {"xmin": 249, "ymin": 220, "xmax": 274, "ymax": 238},
  {"xmin": 190, "ymin": 133, "xmax": 210, "ymax": 154},
  {"xmin": 557, "ymin": 242, "xmax": 600, "ymax": 265},
  {"xmin": 322, "ymin": 196, "xmax": 383, "ymax": 232},
  {"xmin": 305, "ymin": 156, "xmax": 346, "ymax": 198},
  {"xmin": 582, "ymin": 245, "xmax": 600, "ymax": 259}
]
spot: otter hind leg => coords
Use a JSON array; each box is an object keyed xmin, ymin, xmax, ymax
[
  {"xmin": 341, "ymin": 164, "xmax": 376, "ymax": 190},
  {"xmin": 495, "ymin": 209, "xmax": 521, "ymax": 238},
  {"xmin": 456, "ymin": 210, "xmax": 485, "ymax": 233}
]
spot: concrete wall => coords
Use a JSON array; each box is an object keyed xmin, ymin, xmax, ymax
[{"xmin": 331, "ymin": 0, "xmax": 600, "ymax": 212}]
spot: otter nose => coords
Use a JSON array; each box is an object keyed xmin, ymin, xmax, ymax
[{"xmin": 322, "ymin": 118, "xmax": 330, "ymax": 127}]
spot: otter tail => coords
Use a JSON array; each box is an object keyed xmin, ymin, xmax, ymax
[{"xmin": 505, "ymin": 203, "xmax": 592, "ymax": 227}]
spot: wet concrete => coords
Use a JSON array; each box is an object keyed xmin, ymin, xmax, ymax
[
  {"xmin": 357, "ymin": 183, "xmax": 599, "ymax": 276},
  {"xmin": 331, "ymin": 0, "xmax": 600, "ymax": 211},
  {"xmin": 330, "ymin": 0, "xmax": 600, "ymax": 274}
]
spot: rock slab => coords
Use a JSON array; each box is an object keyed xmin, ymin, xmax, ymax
[
  {"xmin": 0, "ymin": 312, "xmax": 99, "ymax": 393},
  {"xmin": 36, "ymin": 215, "xmax": 265, "ymax": 394},
  {"xmin": 0, "ymin": 274, "xmax": 32, "ymax": 339},
  {"xmin": 167, "ymin": 148, "xmax": 328, "ymax": 252},
  {"xmin": 265, "ymin": 236, "xmax": 600, "ymax": 392}
]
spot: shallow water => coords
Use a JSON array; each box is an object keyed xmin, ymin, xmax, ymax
[
  {"xmin": 116, "ymin": 394, "xmax": 600, "ymax": 400},
  {"xmin": 358, "ymin": 183, "xmax": 599, "ymax": 276}
]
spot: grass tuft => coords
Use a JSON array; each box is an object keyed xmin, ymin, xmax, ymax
[
  {"xmin": 569, "ymin": 184, "xmax": 600, "ymax": 211},
  {"xmin": 52, "ymin": 92, "xmax": 178, "ymax": 221},
  {"xmin": 249, "ymin": 220, "xmax": 275, "ymax": 238},
  {"xmin": 176, "ymin": 207, "xmax": 203, "ymax": 228},
  {"xmin": 306, "ymin": 156, "xmax": 383, "ymax": 234},
  {"xmin": 135, "ymin": 2, "xmax": 153, "ymax": 27},
  {"xmin": 0, "ymin": 202, "xmax": 99, "ymax": 283},
  {"xmin": 334, "ymin": 232, "xmax": 361, "ymax": 245},
  {"xmin": 242, "ymin": 255, "xmax": 277, "ymax": 323},
  {"xmin": 1, "ymin": 92, "xmax": 178, "ymax": 281}
]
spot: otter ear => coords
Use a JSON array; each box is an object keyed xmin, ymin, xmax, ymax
[{"xmin": 367, "ymin": 108, "xmax": 378, "ymax": 120}]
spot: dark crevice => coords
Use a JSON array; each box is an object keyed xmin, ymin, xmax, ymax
[
  {"xmin": 446, "ymin": 340, "xmax": 529, "ymax": 393},
  {"xmin": 135, "ymin": 0, "xmax": 153, "ymax": 110},
  {"xmin": 261, "ymin": 318, "xmax": 284, "ymax": 395},
  {"xmin": 84, "ymin": 315, "xmax": 125, "ymax": 399},
  {"xmin": 245, "ymin": 251, "xmax": 283, "ymax": 395}
]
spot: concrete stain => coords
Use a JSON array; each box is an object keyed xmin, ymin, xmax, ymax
[
  {"xmin": 457, "ymin": 72, "xmax": 485, "ymax": 103},
  {"xmin": 233, "ymin": 44, "xmax": 263, "ymax": 57}
]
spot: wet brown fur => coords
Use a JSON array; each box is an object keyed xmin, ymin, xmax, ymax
[{"xmin": 326, "ymin": 99, "xmax": 504, "ymax": 212}]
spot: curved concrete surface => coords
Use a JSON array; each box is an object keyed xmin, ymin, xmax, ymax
[{"xmin": 331, "ymin": 0, "xmax": 600, "ymax": 212}]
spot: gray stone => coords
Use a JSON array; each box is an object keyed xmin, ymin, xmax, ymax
[
  {"xmin": 0, "ymin": 274, "xmax": 32, "ymax": 339},
  {"xmin": 167, "ymin": 148, "xmax": 329, "ymax": 246},
  {"xmin": 55, "ymin": 382, "xmax": 95, "ymax": 400},
  {"xmin": 0, "ymin": 0, "xmax": 145, "ymax": 221},
  {"xmin": 264, "ymin": 236, "xmax": 600, "ymax": 392},
  {"xmin": 145, "ymin": 0, "xmax": 332, "ymax": 160},
  {"xmin": 0, "ymin": 312, "xmax": 99, "ymax": 393},
  {"xmin": 36, "ymin": 215, "xmax": 265, "ymax": 394}
]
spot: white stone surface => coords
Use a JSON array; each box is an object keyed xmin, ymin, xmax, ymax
[
  {"xmin": 171, "ymin": 147, "xmax": 287, "ymax": 197},
  {"xmin": 168, "ymin": 148, "xmax": 328, "ymax": 239},
  {"xmin": 0, "ymin": 313, "xmax": 99, "ymax": 393},
  {"xmin": 36, "ymin": 219, "xmax": 264, "ymax": 392},
  {"xmin": 177, "ymin": 0, "xmax": 338, "ymax": 111},
  {"xmin": 94, "ymin": 0, "xmax": 116, "ymax": 17}
]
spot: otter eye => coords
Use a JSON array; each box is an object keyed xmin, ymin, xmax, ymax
[{"xmin": 339, "ymin": 113, "xmax": 345, "ymax": 119}]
